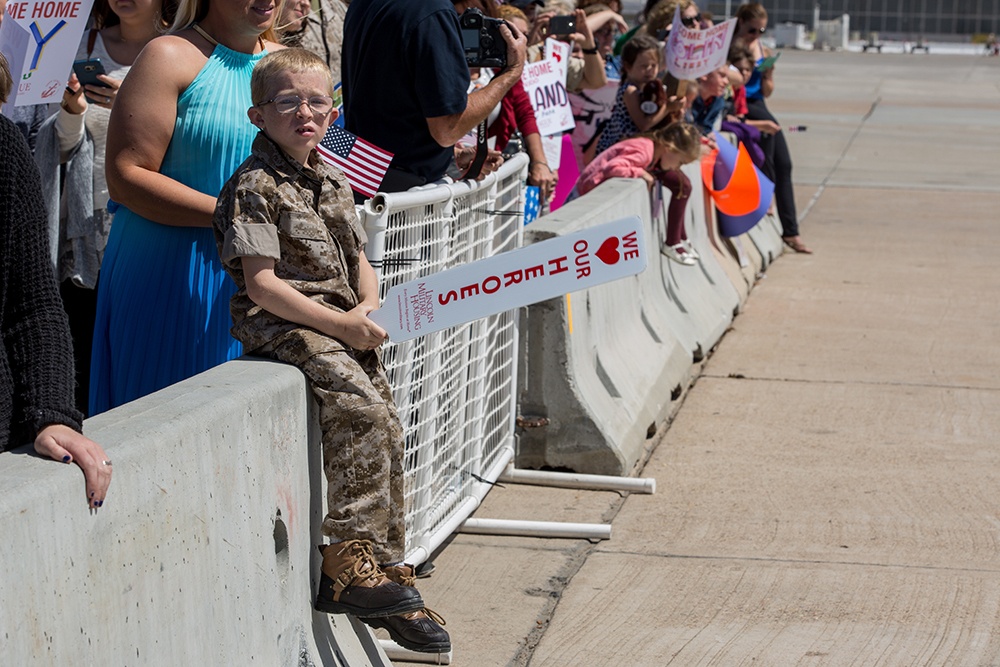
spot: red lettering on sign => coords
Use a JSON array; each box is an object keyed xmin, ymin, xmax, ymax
[
  {"xmin": 622, "ymin": 231, "xmax": 639, "ymax": 261},
  {"xmin": 482, "ymin": 275, "xmax": 502, "ymax": 294},
  {"xmin": 438, "ymin": 289, "xmax": 458, "ymax": 306},
  {"xmin": 503, "ymin": 270, "xmax": 523, "ymax": 286},
  {"xmin": 32, "ymin": 1, "xmax": 81, "ymax": 18},
  {"xmin": 460, "ymin": 283, "xmax": 480, "ymax": 299},
  {"xmin": 524, "ymin": 265, "xmax": 544, "ymax": 280},
  {"xmin": 548, "ymin": 256, "xmax": 568, "ymax": 275}
]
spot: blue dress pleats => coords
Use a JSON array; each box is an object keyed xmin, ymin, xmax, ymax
[{"xmin": 89, "ymin": 45, "xmax": 265, "ymax": 415}]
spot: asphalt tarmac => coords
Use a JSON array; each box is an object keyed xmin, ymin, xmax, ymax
[{"xmin": 395, "ymin": 49, "xmax": 1000, "ymax": 667}]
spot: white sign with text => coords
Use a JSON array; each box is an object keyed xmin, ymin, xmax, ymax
[
  {"xmin": 665, "ymin": 8, "xmax": 737, "ymax": 80},
  {"xmin": 521, "ymin": 55, "xmax": 575, "ymax": 137},
  {"xmin": 370, "ymin": 217, "xmax": 647, "ymax": 342},
  {"xmin": 1, "ymin": 0, "xmax": 95, "ymax": 106}
]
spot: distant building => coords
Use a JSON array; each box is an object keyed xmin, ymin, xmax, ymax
[{"xmin": 702, "ymin": 1, "xmax": 1000, "ymax": 38}]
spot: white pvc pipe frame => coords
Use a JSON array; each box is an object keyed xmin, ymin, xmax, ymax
[
  {"xmin": 360, "ymin": 155, "xmax": 657, "ymax": 560},
  {"xmin": 359, "ymin": 155, "xmax": 530, "ymax": 568},
  {"xmin": 498, "ymin": 465, "xmax": 656, "ymax": 494}
]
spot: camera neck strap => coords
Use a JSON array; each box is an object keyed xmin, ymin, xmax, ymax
[{"xmin": 460, "ymin": 119, "xmax": 489, "ymax": 181}]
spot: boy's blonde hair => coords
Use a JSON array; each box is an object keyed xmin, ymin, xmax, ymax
[
  {"xmin": 645, "ymin": 122, "xmax": 702, "ymax": 165},
  {"xmin": 250, "ymin": 48, "xmax": 334, "ymax": 106}
]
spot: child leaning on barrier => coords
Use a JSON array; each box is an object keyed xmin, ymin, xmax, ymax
[
  {"xmin": 211, "ymin": 49, "xmax": 449, "ymax": 654},
  {"xmin": 576, "ymin": 122, "xmax": 703, "ymax": 265}
]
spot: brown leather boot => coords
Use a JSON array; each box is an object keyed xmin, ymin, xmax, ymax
[
  {"xmin": 369, "ymin": 563, "xmax": 451, "ymax": 653},
  {"xmin": 381, "ymin": 563, "xmax": 418, "ymax": 587},
  {"xmin": 314, "ymin": 540, "xmax": 423, "ymax": 618}
]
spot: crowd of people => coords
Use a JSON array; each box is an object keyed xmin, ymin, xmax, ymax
[{"xmin": 1, "ymin": 0, "xmax": 809, "ymax": 655}]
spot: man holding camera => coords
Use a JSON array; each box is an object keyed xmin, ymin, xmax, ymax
[{"xmin": 342, "ymin": 0, "xmax": 527, "ymax": 196}]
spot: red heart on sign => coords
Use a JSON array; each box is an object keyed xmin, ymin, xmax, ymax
[{"xmin": 595, "ymin": 237, "xmax": 620, "ymax": 265}]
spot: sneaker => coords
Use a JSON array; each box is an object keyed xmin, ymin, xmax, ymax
[
  {"xmin": 660, "ymin": 243, "xmax": 696, "ymax": 266},
  {"xmin": 681, "ymin": 239, "xmax": 700, "ymax": 260},
  {"xmin": 315, "ymin": 541, "xmax": 424, "ymax": 618},
  {"xmin": 364, "ymin": 607, "xmax": 451, "ymax": 654}
]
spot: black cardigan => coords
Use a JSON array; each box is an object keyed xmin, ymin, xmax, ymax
[{"xmin": 0, "ymin": 114, "xmax": 83, "ymax": 451}]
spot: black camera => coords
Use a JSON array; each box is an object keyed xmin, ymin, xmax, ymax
[{"xmin": 460, "ymin": 8, "xmax": 508, "ymax": 68}]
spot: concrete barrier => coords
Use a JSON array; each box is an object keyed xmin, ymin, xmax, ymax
[
  {"xmin": 517, "ymin": 178, "xmax": 694, "ymax": 475},
  {"xmin": 0, "ymin": 359, "xmax": 388, "ymax": 667},
  {"xmin": 517, "ymin": 160, "xmax": 779, "ymax": 476},
  {"xmin": 0, "ymin": 152, "xmax": 788, "ymax": 662}
]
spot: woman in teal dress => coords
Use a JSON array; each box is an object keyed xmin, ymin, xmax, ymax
[{"xmin": 91, "ymin": 0, "xmax": 282, "ymax": 414}]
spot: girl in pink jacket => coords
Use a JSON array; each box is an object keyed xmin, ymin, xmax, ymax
[{"xmin": 576, "ymin": 122, "xmax": 702, "ymax": 264}]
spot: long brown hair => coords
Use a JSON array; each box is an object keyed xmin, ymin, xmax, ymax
[{"xmin": 735, "ymin": 2, "xmax": 767, "ymax": 27}]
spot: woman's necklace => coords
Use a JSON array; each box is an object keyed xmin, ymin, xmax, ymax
[
  {"xmin": 191, "ymin": 23, "xmax": 220, "ymax": 46},
  {"xmin": 192, "ymin": 22, "xmax": 265, "ymax": 51}
]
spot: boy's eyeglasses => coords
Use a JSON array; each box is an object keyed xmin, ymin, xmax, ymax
[
  {"xmin": 681, "ymin": 14, "xmax": 702, "ymax": 27},
  {"xmin": 257, "ymin": 95, "xmax": 334, "ymax": 115}
]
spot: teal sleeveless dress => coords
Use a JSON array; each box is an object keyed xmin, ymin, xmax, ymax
[{"xmin": 89, "ymin": 45, "xmax": 265, "ymax": 415}]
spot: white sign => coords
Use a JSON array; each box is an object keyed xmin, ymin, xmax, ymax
[
  {"xmin": 0, "ymin": 16, "xmax": 29, "ymax": 114},
  {"xmin": 568, "ymin": 79, "xmax": 618, "ymax": 165},
  {"xmin": 1, "ymin": 0, "xmax": 95, "ymax": 106},
  {"xmin": 665, "ymin": 7, "xmax": 736, "ymax": 80},
  {"xmin": 544, "ymin": 37, "xmax": 570, "ymax": 80},
  {"xmin": 521, "ymin": 56, "xmax": 575, "ymax": 137},
  {"xmin": 370, "ymin": 217, "xmax": 647, "ymax": 342},
  {"xmin": 541, "ymin": 133, "xmax": 562, "ymax": 170}
]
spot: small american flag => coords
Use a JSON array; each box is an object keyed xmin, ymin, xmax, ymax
[{"xmin": 316, "ymin": 125, "xmax": 393, "ymax": 199}]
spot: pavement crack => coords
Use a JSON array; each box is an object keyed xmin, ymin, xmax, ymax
[
  {"xmin": 593, "ymin": 548, "xmax": 1000, "ymax": 576},
  {"xmin": 798, "ymin": 96, "xmax": 881, "ymax": 223},
  {"xmin": 701, "ymin": 373, "xmax": 1000, "ymax": 393}
]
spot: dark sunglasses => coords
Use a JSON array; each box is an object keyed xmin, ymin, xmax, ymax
[
  {"xmin": 681, "ymin": 14, "xmax": 702, "ymax": 28},
  {"xmin": 745, "ymin": 26, "xmax": 767, "ymax": 34}
]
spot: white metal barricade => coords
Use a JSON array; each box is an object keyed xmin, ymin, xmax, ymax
[{"xmin": 359, "ymin": 154, "xmax": 528, "ymax": 565}]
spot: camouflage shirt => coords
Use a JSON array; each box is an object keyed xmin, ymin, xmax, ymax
[
  {"xmin": 279, "ymin": 0, "xmax": 347, "ymax": 84},
  {"xmin": 213, "ymin": 131, "xmax": 366, "ymax": 353}
]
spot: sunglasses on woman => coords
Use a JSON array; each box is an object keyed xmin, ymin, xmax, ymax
[
  {"xmin": 681, "ymin": 14, "xmax": 702, "ymax": 28},
  {"xmin": 746, "ymin": 26, "xmax": 766, "ymax": 34}
]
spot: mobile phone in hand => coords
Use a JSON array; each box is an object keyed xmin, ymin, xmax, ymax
[
  {"xmin": 72, "ymin": 59, "xmax": 112, "ymax": 99},
  {"xmin": 548, "ymin": 15, "xmax": 576, "ymax": 36}
]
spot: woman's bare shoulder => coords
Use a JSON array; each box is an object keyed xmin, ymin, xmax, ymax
[{"xmin": 123, "ymin": 32, "xmax": 211, "ymax": 93}]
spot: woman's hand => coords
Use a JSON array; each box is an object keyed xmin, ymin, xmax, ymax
[
  {"xmin": 61, "ymin": 74, "xmax": 88, "ymax": 115},
  {"xmin": 34, "ymin": 424, "xmax": 112, "ymax": 509},
  {"xmin": 83, "ymin": 73, "xmax": 123, "ymax": 110},
  {"xmin": 528, "ymin": 161, "xmax": 558, "ymax": 201},
  {"xmin": 569, "ymin": 9, "xmax": 596, "ymax": 49},
  {"xmin": 527, "ymin": 11, "xmax": 555, "ymax": 46},
  {"xmin": 641, "ymin": 170, "xmax": 656, "ymax": 189},
  {"xmin": 747, "ymin": 119, "xmax": 781, "ymax": 135},
  {"xmin": 585, "ymin": 10, "xmax": 628, "ymax": 37}
]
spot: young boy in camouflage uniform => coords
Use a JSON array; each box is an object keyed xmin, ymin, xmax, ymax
[{"xmin": 212, "ymin": 49, "xmax": 449, "ymax": 654}]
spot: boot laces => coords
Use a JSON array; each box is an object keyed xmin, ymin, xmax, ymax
[
  {"xmin": 403, "ymin": 606, "xmax": 447, "ymax": 625},
  {"xmin": 337, "ymin": 540, "xmax": 384, "ymax": 588}
]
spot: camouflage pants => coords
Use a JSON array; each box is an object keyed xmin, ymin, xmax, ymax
[{"xmin": 262, "ymin": 330, "xmax": 405, "ymax": 563}]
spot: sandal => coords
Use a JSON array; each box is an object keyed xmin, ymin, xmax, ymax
[{"xmin": 782, "ymin": 236, "xmax": 813, "ymax": 254}]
